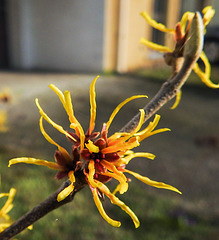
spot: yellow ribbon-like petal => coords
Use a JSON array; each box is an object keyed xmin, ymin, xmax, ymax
[
  {"xmin": 101, "ymin": 136, "xmax": 140, "ymax": 154},
  {"xmin": 49, "ymin": 84, "xmax": 85, "ymax": 140},
  {"xmin": 135, "ymin": 114, "xmax": 160, "ymax": 137},
  {"xmin": 134, "ymin": 114, "xmax": 170, "ymax": 142},
  {"xmin": 39, "ymin": 117, "xmax": 72, "ymax": 163},
  {"xmin": 8, "ymin": 158, "xmax": 62, "ymax": 170},
  {"xmin": 64, "ymin": 90, "xmax": 80, "ymax": 126},
  {"xmin": 202, "ymin": 6, "xmax": 215, "ymax": 27},
  {"xmin": 140, "ymin": 38, "xmax": 173, "ymax": 53},
  {"xmin": 87, "ymin": 160, "xmax": 98, "ymax": 188},
  {"xmin": 49, "ymin": 84, "xmax": 78, "ymax": 125},
  {"xmin": 57, "ymin": 171, "xmax": 75, "ymax": 202},
  {"xmin": 0, "ymin": 188, "xmax": 16, "ymax": 216},
  {"xmin": 85, "ymin": 140, "xmax": 99, "ymax": 153},
  {"xmin": 35, "ymin": 99, "xmax": 76, "ymax": 142},
  {"xmin": 101, "ymin": 160, "xmax": 128, "ymax": 194},
  {"xmin": 89, "ymin": 75, "xmax": 99, "ymax": 135},
  {"xmin": 180, "ymin": 11, "xmax": 194, "ymax": 34},
  {"xmin": 124, "ymin": 169, "xmax": 182, "ymax": 194},
  {"xmin": 105, "ymin": 191, "xmax": 140, "ymax": 228},
  {"xmin": 92, "ymin": 188, "xmax": 121, "ymax": 227},
  {"xmin": 87, "ymin": 161, "xmax": 114, "ymax": 194},
  {"xmin": 0, "ymin": 110, "xmax": 8, "ymax": 132},
  {"xmin": 193, "ymin": 52, "xmax": 219, "ymax": 88},
  {"xmin": 107, "ymin": 109, "xmax": 145, "ymax": 147},
  {"xmin": 106, "ymin": 95, "xmax": 148, "ymax": 130},
  {"xmin": 89, "ymin": 177, "xmax": 140, "ymax": 228},
  {"xmin": 49, "ymin": 84, "xmax": 65, "ymax": 106},
  {"xmin": 170, "ymin": 90, "xmax": 182, "ymax": 109},
  {"xmin": 140, "ymin": 11, "xmax": 175, "ymax": 33},
  {"xmin": 121, "ymin": 152, "xmax": 155, "ymax": 165}
]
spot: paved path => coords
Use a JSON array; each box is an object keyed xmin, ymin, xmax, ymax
[{"xmin": 0, "ymin": 72, "xmax": 219, "ymax": 217}]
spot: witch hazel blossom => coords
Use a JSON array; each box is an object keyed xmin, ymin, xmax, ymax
[
  {"xmin": 0, "ymin": 188, "xmax": 16, "ymax": 233},
  {"xmin": 9, "ymin": 75, "xmax": 181, "ymax": 228},
  {"xmin": 140, "ymin": 6, "xmax": 218, "ymax": 108}
]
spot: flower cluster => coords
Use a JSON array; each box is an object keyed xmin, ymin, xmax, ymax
[
  {"xmin": 140, "ymin": 6, "xmax": 218, "ymax": 108},
  {"xmin": 9, "ymin": 76, "xmax": 181, "ymax": 228},
  {"xmin": 0, "ymin": 188, "xmax": 16, "ymax": 233}
]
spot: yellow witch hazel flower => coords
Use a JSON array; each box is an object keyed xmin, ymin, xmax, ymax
[
  {"xmin": 140, "ymin": 6, "xmax": 218, "ymax": 108},
  {"xmin": 0, "ymin": 188, "xmax": 16, "ymax": 232},
  {"xmin": 0, "ymin": 88, "xmax": 12, "ymax": 103},
  {"xmin": 0, "ymin": 111, "xmax": 8, "ymax": 132},
  {"xmin": 9, "ymin": 76, "xmax": 181, "ymax": 228}
]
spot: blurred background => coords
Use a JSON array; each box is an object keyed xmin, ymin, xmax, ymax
[{"xmin": 0, "ymin": 0, "xmax": 219, "ymax": 239}]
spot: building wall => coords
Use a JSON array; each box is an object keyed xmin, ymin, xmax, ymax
[{"xmin": 7, "ymin": 0, "xmax": 104, "ymax": 72}]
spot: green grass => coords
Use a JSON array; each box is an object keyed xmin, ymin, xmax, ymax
[{"xmin": 0, "ymin": 150, "xmax": 218, "ymax": 240}]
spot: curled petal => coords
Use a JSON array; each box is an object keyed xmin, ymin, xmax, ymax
[
  {"xmin": 108, "ymin": 132, "xmax": 130, "ymax": 142},
  {"xmin": 105, "ymin": 191, "xmax": 140, "ymax": 228},
  {"xmin": 64, "ymin": 91, "xmax": 80, "ymax": 125},
  {"xmin": 8, "ymin": 157, "xmax": 62, "ymax": 170},
  {"xmin": 202, "ymin": 6, "xmax": 215, "ymax": 27},
  {"xmin": 57, "ymin": 171, "xmax": 75, "ymax": 202},
  {"xmin": 35, "ymin": 99, "xmax": 76, "ymax": 142},
  {"xmin": 170, "ymin": 90, "xmax": 182, "ymax": 109},
  {"xmin": 49, "ymin": 84, "xmax": 77, "ymax": 125},
  {"xmin": 39, "ymin": 117, "xmax": 72, "ymax": 163},
  {"xmin": 92, "ymin": 188, "xmax": 121, "ymax": 227},
  {"xmin": 49, "ymin": 84, "xmax": 85, "ymax": 139},
  {"xmin": 106, "ymin": 95, "xmax": 148, "ymax": 130},
  {"xmin": 87, "ymin": 160, "xmax": 98, "ymax": 188},
  {"xmin": 64, "ymin": 91, "xmax": 85, "ymax": 145},
  {"xmin": 108, "ymin": 109, "xmax": 145, "ymax": 147},
  {"xmin": 128, "ymin": 109, "xmax": 145, "ymax": 136},
  {"xmin": 70, "ymin": 123, "xmax": 85, "ymax": 150},
  {"xmin": 0, "ymin": 110, "xmax": 8, "ymax": 132},
  {"xmin": 135, "ymin": 114, "xmax": 170, "ymax": 142},
  {"xmin": 87, "ymin": 161, "xmax": 111, "ymax": 193},
  {"xmin": 101, "ymin": 136, "xmax": 140, "ymax": 154},
  {"xmin": 180, "ymin": 11, "xmax": 195, "ymax": 34},
  {"xmin": 101, "ymin": 160, "xmax": 128, "ymax": 194},
  {"xmin": 140, "ymin": 11, "xmax": 174, "ymax": 33},
  {"xmin": 89, "ymin": 75, "xmax": 99, "ymax": 135},
  {"xmin": 124, "ymin": 169, "xmax": 182, "ymax": 194},
  {"xmin": 49, "ymin": 84, "xmax": 65, "ymax": 105},
  {"xmin": 0, "ymin": 188, "xmax": 16, "ymax": 216},
  {"xmin": 193, "ymin": 52, "xmax": 219, "ymax": 88},
  {"xmin": 85, "ymin": 140, "xmax": 99, "ymax": 153},
  {"xmin": 140, "ymin": 38, "xmax": 173, "ymax": 52},
  {"xmin": 0, "ymin": 223, "xmax": 11, "ymax": 232},
  {"xmin": 121, "ymin": 152, "xmax": 155, "ymax": 165},
  {"xmin": 90, "ymin": 180, "xmax": 140, "ymax": 228}
]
